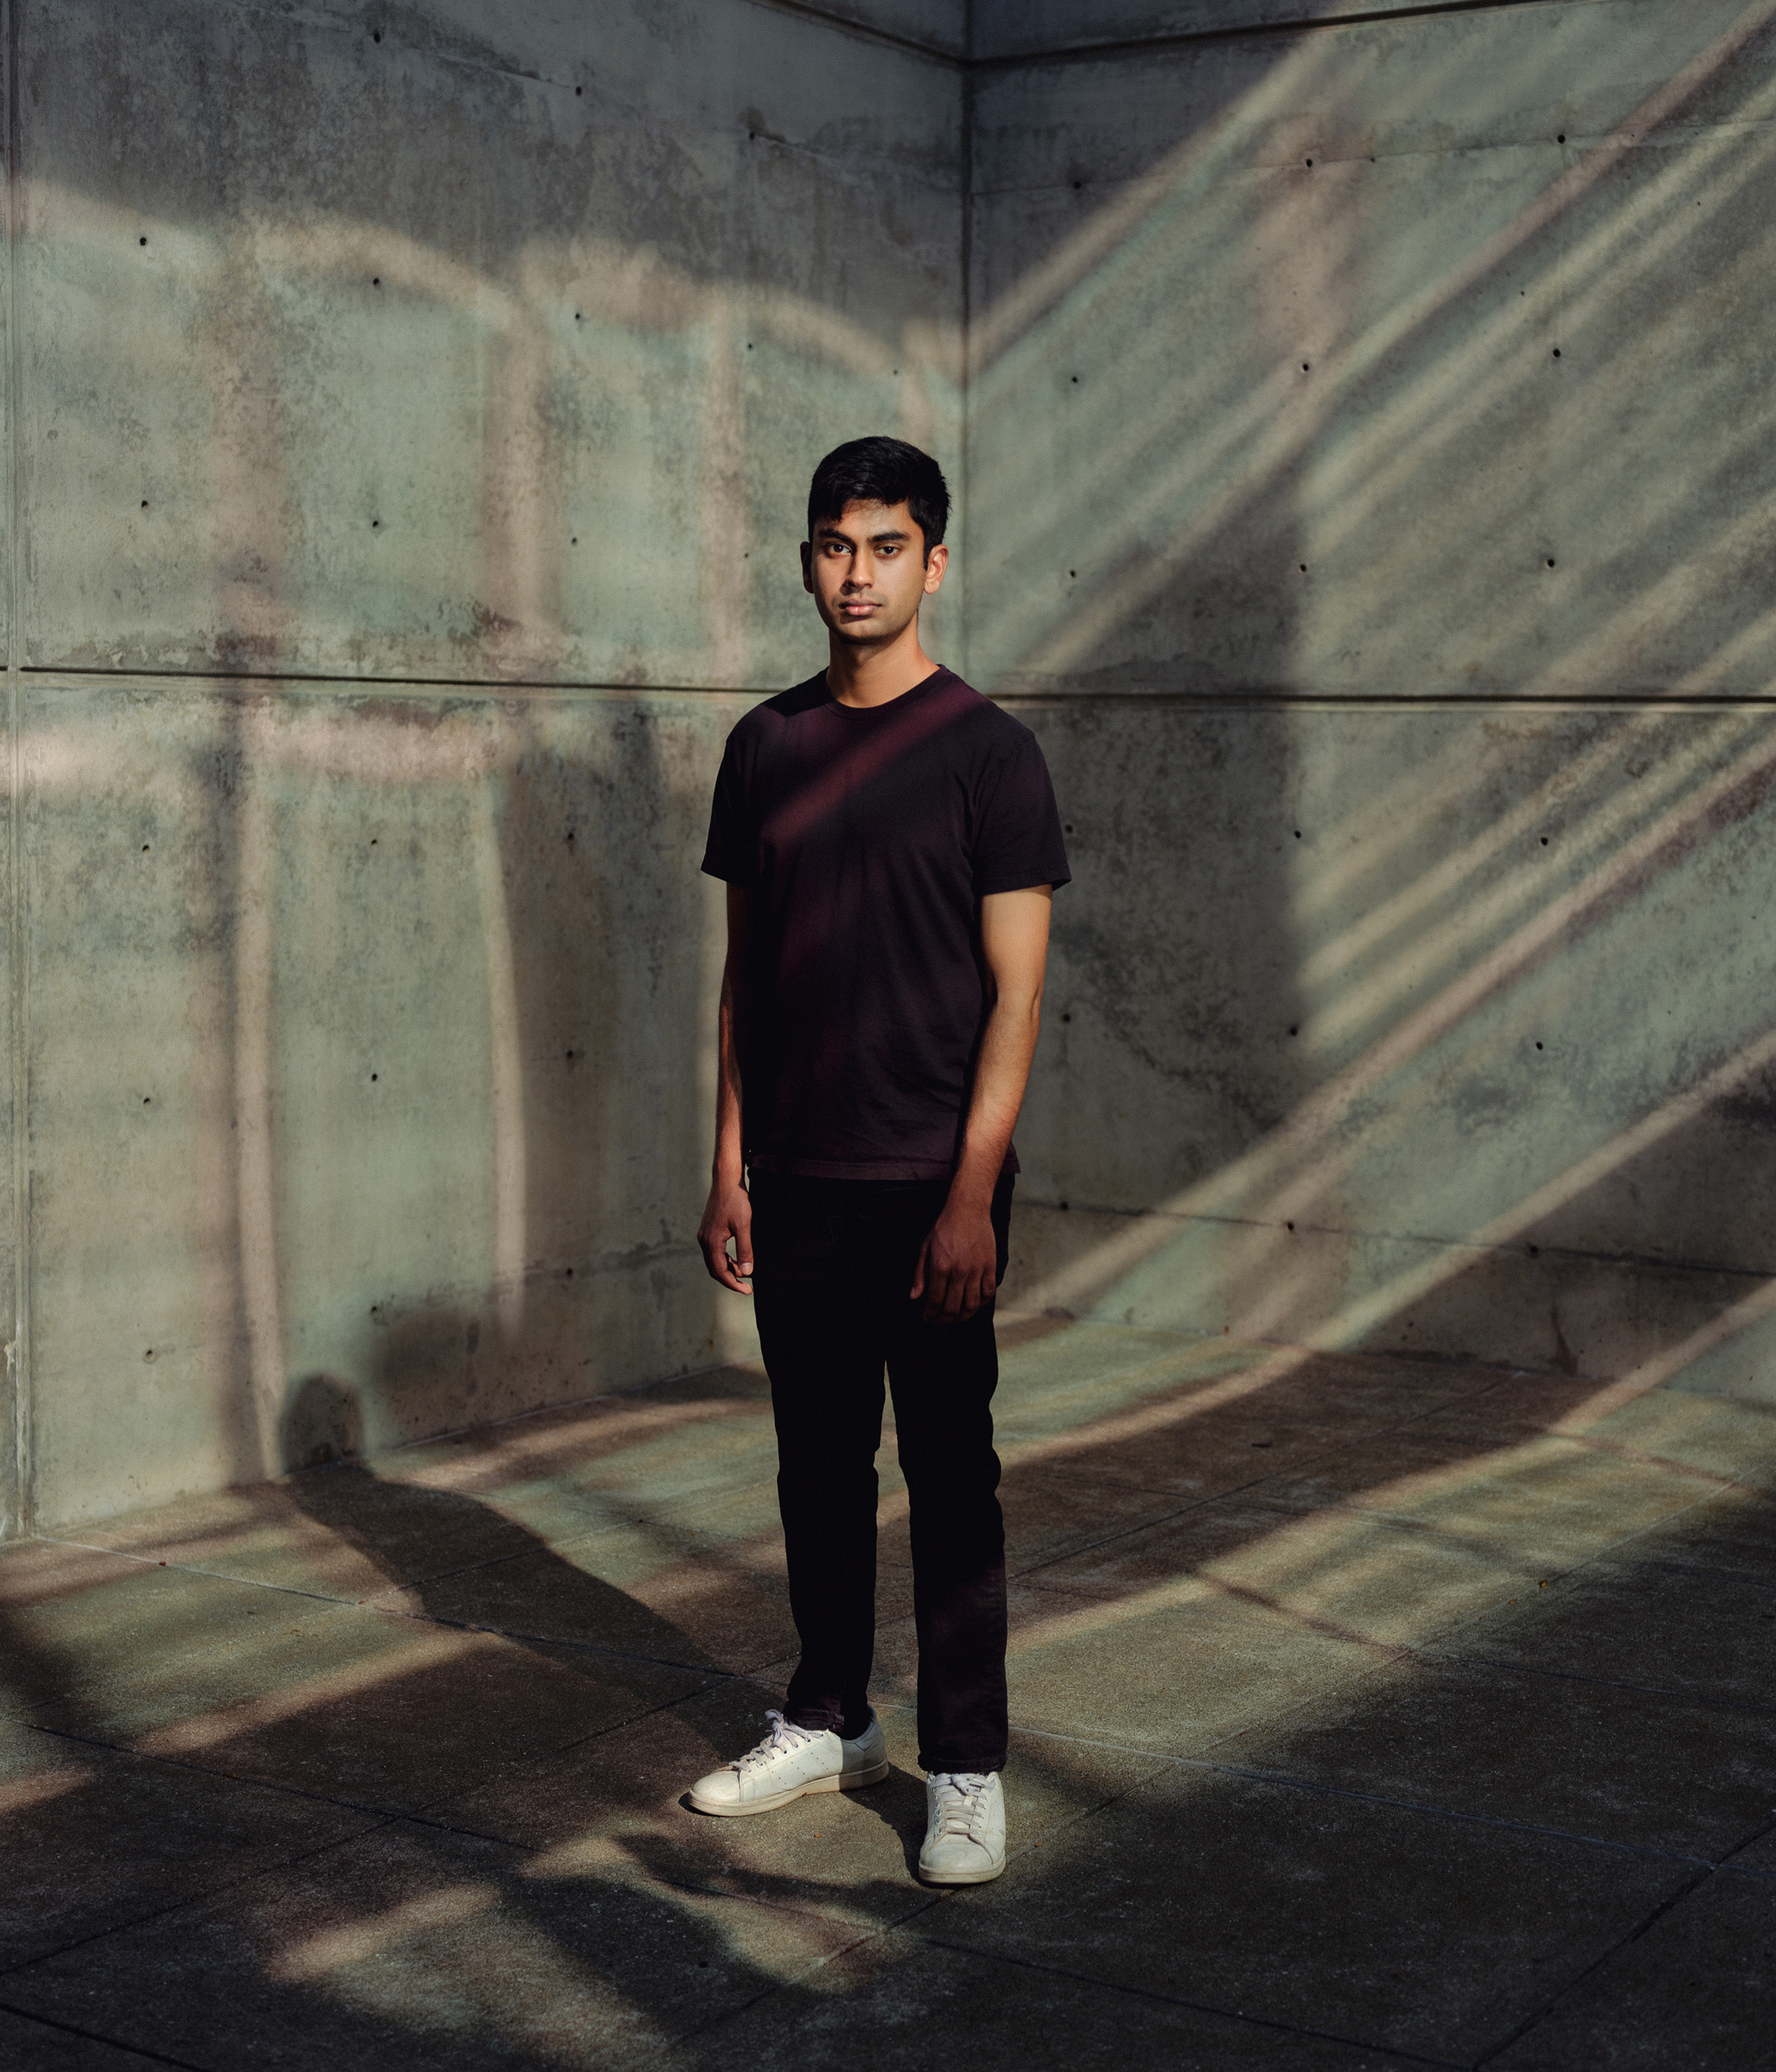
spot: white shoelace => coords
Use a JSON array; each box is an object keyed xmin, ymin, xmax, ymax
[
  {"xmin": 928, "ymin": 1770, "xmax": 994, "ymax": 1841},
  {"xmin": 732, "ymin": 1709, "xmax": 818, "ymax": 1773}
]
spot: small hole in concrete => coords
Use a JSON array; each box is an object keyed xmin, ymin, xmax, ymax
[
  {"xmin": 1299, "ymin": 564, "xmax": 1308, "ymax": 574},
  {"xmin": 1059, "ymin": 1200, "xmax": 1070, "ymax": 1211},
  {"xmin": 373, "ymin": 28, "xmax": 382, "ymax": 40},
  {"xmin": 1071, "ymin": 375, "xmax": 1079, "ymax": 383},
  {"xmin": 1529, "ymin": 1243, "xmax": 1541, "ymax": 1256},
  {"xmin": 138, "ymin": 235, "xmax": 148, "ymax": 246},
  {"xmin": 1541, "ymin": 835, "xmax": 1549, "ymax": 845},
  {"xmin": 370, "ymin": 838, "xmax": 377, "ymax": 846},
  {"xmin": 1068, "ymin": 570, "xmax": 1076, "ymax": 579},
  {"xmin": 1535, "ymin": 1042, "xmax": 1544, "ymax": 1051},
  {"xmin": 567, "ymin": 830, "xmax": 576, "ymax": 843},
  {"xmin": 1552, "ymin": 348, "xmax": 1561, "ymax": 359},
  {"xmin": 141, "ymin": 500, "xmax": 149, "ymax": 509},
  {"xmin": 1557, "ymin": 133, "xmax": 1565, "ymax": 143},
  {"xmin": 1061, "ymin": 1012, "xmax": 1071, "ymax": 1023},
  {"xmin": 142, "ymin": 844, "xmax": 149, "ymax": 852},
  {"xmin": 576, "ymin": 84, "xmax": 583, "ymax": 95},
  {"xmin": 1289, "ymin": 1024, "xmax": 1299, "ymax": 1036},
  {"xmin": 566, "ymin": 1267, "xmax": 574, "ymax": 1277},
  {"xmin": 1301, "ymin": 362, "xmax": 1310, "ymax": 372},
  {"xmin": 1063, "ymin": 823, "xmax": 1073, "ymax": 833},
  {"xmin": 144, "ymin": 1348, "xmax": 155, "ymax": 1361},
  {"xmin": 143, "ymin": 1097, "xmax": 151, "ymax": 1105},
  {"xmin": 1294, "ymin": 829, "xmax": 1302, "ymax": 838},
  {"xmin": 370, "ymin": 1072, "xmax": 379, "ymax": 1081},
  {"xmin": 571, "ymin": 536, "xmax": 578, "ymax": 545},
  {"xmin": 371, "ymin": 519, "xmax": 380, "ymax": 529},
  {"xmin": 1286, "ymin": 1221, "xmax": 1294, "ymax": 1231},
  {"xmin": 1305, "ymin": 157, "xmax": 1314, "ymax": 167},
  {"xmin": 1546, "ymin": 558, "xmax": 1556, "ymax": 569}
]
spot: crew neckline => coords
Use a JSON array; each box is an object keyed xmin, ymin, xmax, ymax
[{"xmin": 822, "ymin": 663, "xmax": 951, "ymax": 718}]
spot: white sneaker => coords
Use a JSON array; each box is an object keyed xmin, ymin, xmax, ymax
[
  {"xmin": 688, "ymin": 1706, "xmax": 889, "ymax": 1817},
  {"xmin": 917, "ymin": 1769, "xmax": 1007, "ymax": 1885}
]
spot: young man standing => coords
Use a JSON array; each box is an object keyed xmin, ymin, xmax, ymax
[{"xmin": 690, "ymin": 437, "xmax": 1068, "ymax": 1886}]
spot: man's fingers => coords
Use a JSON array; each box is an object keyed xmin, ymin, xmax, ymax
[
  {"xmin": 909, "ymin": 1235, "xmax": 932, "ymax": 1301},
  {"xmin": 697, "ymin": 1222, "xmax": 753, "ymax": 1296},
  {"xmin": 925, "ymin": 1260, "xmax": 995, "ymax": 1324}
]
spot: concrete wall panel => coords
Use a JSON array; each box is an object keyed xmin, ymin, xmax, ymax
[
  {"xmin": 1002, "ymin": 694, "xmax": 1776, "ymax": 1389},
  {"xmin": 973, "ymin": 0, "xmax": 1776, "ymax": 1412},
  {"xmin": 965, "ymin": 0, "xmax": 1776, "ymax": 700},
  {"xmin": 24, "ymin": 680, "xmax": 757, "ymax": 1528},
  {"xmin": 21, "ymin": 0, "xmax": 962, "ymax": 687}
]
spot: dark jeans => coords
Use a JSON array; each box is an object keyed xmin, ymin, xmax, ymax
[{"xmin": 749, "ymin": 1170, "xmax": 1012, "ymax": 1775}]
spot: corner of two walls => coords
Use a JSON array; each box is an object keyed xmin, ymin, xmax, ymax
[{"xmin": 9, "ymin": 0, "xmax": 1774, "ymax": 1537}]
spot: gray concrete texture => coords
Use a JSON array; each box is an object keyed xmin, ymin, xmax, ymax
[{"xmin": 7, "ymin": 0, "xmax": 1776, "ymax": 1534}]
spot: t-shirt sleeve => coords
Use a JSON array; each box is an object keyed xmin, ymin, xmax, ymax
[
  {"xmin": 972, "ymin": 728, "xmax": 1072, "ymax": 896},
  {"xmin": 700, "ymin": 729, "xmax": 757, "ymax": 886}
]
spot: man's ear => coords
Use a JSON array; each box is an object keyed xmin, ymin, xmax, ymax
[
  {"xmin": 923, "ymin": 542, "xmax": 950, "ymax": 596},
  {"xmin": 800, "ymin": 540, "xmax": 814, "ymax": 593}
]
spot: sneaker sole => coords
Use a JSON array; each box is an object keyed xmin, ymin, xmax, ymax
[
  {"xmin": 917, "ymin": 1853, "xmax": 1006, "ymax": 1886},
  {"xmin": 688, "ymin": 1757, "xmax": 890, "ymax": 1818}
]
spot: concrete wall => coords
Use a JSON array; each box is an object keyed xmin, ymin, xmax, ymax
[
  {"xmin": 971, "ymin": 0, "xmax": 1776, "ymax": 1397},
  {"xmin": 6, "ymin": 0, "xmax": 962, "ymax": 1532},
  {"xmin": 11, "ymin": 0, "xmax": 1776, "ymax": 1536}
]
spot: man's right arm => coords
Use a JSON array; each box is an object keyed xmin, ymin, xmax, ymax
[{"xmin": 697, "ymin": 884, "xmax": 754, "ymax": 1295}]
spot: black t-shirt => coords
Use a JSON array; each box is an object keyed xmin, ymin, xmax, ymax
[{"xmin": 701, "ymin": 666, "xmax": 1072, "ymax": 1179}]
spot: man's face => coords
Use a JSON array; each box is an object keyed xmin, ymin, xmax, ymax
[{"xmin": 801, "ymin": 499, "xmax": 948, "ymax": 648}]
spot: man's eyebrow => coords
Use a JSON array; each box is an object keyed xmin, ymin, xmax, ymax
[{"xmin": 868, "ymin": 527, "xmax": 912, "ymax": 542}]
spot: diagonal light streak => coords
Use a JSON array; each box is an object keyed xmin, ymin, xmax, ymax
[
  {"xmin": 1300, "ymin": 604, "xmax": 1776, "ymax": 1046},
  {"xmin": 972, "ymin": 0, "xmax": 1776, "ymax": 688},
  {"xmin": 1019, "ymin": 709, "xmax": 1776, "ymax": 1328}
]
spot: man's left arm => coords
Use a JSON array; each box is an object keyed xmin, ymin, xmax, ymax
[{"xmin": 911, "ymin": 886, "xmax": 1054, "ymax": 1324}]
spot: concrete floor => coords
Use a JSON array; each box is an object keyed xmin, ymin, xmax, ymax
[{"xmin": 0, "ymin": 1319, "xmax": 1772, "ymax": 2070}]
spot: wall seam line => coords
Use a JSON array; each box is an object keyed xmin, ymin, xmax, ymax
[
  {"xmin": 21, "ymin": 670, "xmax": 1776, "ymax": 713},
  {"xmin": 971, "ymin": 0, "xmax": 1582, "ymax": 70},
  {"xmin": 5, "ymin": 0, "xmax": 27, "ymax": 1542},
  {"xmin": 723, "ymin": 0, "xmax": 1590, "ymax": 70},
  {"xmin": 738, "ymin": 0, "xmax": 964, "ymax": 65}
]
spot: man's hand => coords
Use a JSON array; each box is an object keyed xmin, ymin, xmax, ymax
[
  {"xmin": 910, "ymin": 1198, "xmax": 997, "ymax": 1324},
  {"xmin": 699, "ymin": 1179, "xmax": 754, "ymax": 1295}
]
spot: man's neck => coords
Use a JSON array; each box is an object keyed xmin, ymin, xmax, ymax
[{"xmin": 825, "ymin": 623, "xmax": 939, "ymax": 709}]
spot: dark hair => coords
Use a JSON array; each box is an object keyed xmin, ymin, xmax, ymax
[{"xmin": 806, "ymin": 437, "xmax": 951, "ymax": 558}]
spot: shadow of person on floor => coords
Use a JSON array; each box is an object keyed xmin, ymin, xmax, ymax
[
  {"xmin": 277, "ymin": 1368, "xmax": 748, "ymax": 1686},
  {"xmin": 275, "ymin": 1368, "xmax": 938, "ymax": 1871}
]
